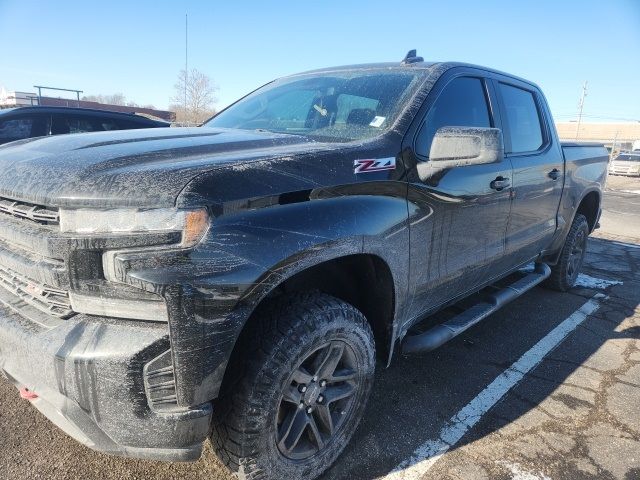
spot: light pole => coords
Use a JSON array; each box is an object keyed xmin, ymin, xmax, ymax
[
  {"xmin": 184, "ymin": 13, "xmax": 188, "ymax": 124},
  {"xmin": 575, "ymin": 81, "xmax": 588, "ymax": 140}
]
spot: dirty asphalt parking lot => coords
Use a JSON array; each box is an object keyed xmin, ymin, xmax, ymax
[{"xmin": 1, "ymin": 175, "xmax": 639, "ymax": 480}]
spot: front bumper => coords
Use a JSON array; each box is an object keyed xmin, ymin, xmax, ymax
[{"xmin": 0, "ymin": 302, "xmax": 212, "ymax": 462}]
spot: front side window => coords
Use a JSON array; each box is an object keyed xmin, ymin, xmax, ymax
[
  {"xmin": 499, "ymin": 83, "xmax": 544, "ymax": 154},
  {"xmin": 205, "ymin": 70, "xmax": 422, "ymax": 142},
  {"xmin": 415, "ymin": 77, "xmax": 491, "ymax": 157}
]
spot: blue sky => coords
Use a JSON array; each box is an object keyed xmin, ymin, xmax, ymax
[{"xmin": 1, "ymin": 0, "xmax": 639, "ymax": 122}]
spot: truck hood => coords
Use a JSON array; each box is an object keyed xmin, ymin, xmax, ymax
[{"xmin": 0, "ymin": 127, "xmax": 322, "ymax": 208}]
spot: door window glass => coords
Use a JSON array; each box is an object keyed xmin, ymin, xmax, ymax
[
  {"xmin": 416, "ymin": 77, "xmax": 491, "ymax": 157},
  {"xmin": 499, "ymin": 83, "xmax": 544, "ymax": 153}
]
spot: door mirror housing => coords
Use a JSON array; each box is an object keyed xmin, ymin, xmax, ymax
[{"xmin": 418, "ymin": 127, "xmax": 503, "ymax": 181}]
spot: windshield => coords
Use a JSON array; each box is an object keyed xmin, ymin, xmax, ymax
[
  {"xmin": 204, "ymin": 70, "xmax": 423, "ymax": 142},
  {"xmin": 616, "ymin": 154, "xmax": 640, "ymax": 162}
]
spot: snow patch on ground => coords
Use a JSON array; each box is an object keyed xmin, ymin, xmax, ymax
[
  {"xmin": 575, "ymin": 273, "xmax": 622, "ymax": 289},
  {"xmin": 497, "ymin": 461, "xmax": 552, "ymax": 480},
  {"xmin": 520, "ymin": 264, "xmax": 623, "ymax": 290}
]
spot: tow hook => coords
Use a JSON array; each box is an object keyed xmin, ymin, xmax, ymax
[{"xmin": 19, "ymin": 387, "xmax": 38, "ymax": 400}]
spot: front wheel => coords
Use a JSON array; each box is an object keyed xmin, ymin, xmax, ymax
[
  {"xmin": 544, "ymin": 213, "xmax": 589, "ymax": 291},
  {"xmin": 211, "ymin": 292, "xmax": 375, "ymax": 480}
]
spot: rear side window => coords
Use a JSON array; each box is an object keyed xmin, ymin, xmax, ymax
[
  {"xmin": 416, "ymin": 77, "xmax": 491, "ymax": 157},
  {"xmin": 499, "ymin": 83, "xmax": 544, "ymax": 153},
  {"xmin": 0, "ymin": 117, "xmax": 34, "ymax": 143}
]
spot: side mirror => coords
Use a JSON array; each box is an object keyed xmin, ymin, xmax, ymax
[{"xmin": 418, "ymin": 127, "xmax": 503, "ymax": 181}]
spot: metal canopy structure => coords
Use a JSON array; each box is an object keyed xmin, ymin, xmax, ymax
[{"xmin": 33, "ymin": 85, "xmax": 83, "ymax": 105}]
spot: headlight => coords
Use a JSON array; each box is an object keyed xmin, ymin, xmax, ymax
[{"xmin": 59, "ymin": 207, "xmax": 209, "ymax": 246}]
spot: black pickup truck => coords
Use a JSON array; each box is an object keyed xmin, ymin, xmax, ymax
[{"xmin": 0, "ymin": 51, "xmax": 608, "ymax": 479}]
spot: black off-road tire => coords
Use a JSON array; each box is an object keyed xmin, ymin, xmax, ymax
[
  {"xmin": 211, "ymin": 292, "xmax": 376, "ymax": 480},
  {"xmin": 544, "ymin": 213, "xmax": 589, "ymax": 292}
]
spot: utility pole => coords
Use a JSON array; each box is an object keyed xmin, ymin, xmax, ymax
[
  {"xmin": 610, "ymin": 130, "xmax": 619, "ymax": 161},
  {"xmin": 575, "ymin": 81, "xmax": 588, "ymax": 140},
  {"xmin": 184, "ymin": 13, "xmax": 188, "ymax": 124}
]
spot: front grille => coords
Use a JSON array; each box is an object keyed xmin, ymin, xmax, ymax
[
  {"xmin": 0, "ymin": 197, "xmax": 59, "ymax": 225},
  {"xmin": 0, "ymin": 265, "xmax": 74, "ymax": 319}
]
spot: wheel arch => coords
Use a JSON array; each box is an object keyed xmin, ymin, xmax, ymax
[
  {"xmin": 543, "ymin": 188, "xmax": 601, "ymax": 265},
  {"xmin": 250, "ymin": 253, "xmax": 394, "ymax": 354},
  {"xmin": 216, "ymin": 253, "xmax": 397, "ymax": 399},
  {"xmin": 575, "ymin": 189, "xmax": 601, "ymax": 233}
]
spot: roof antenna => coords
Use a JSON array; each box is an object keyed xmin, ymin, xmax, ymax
[{"xmin": 401, "ymin": 49, "xmax": 423, "ymax": 65}]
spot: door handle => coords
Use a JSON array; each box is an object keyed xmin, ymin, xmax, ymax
[
  {"xmin": 548, "ymin": 168, "xmax": 560, "ymax": 180},
  {"xmin": 490, "ymin": 176, "xmax": 511, "ymax": 191}
]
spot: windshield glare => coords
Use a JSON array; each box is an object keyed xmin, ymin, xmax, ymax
[{"xmin": 204, "ymin": 70, "xmax": 422, "ymax": 142}]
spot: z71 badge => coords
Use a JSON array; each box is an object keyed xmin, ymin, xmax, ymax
[{"xmin": 353, "ymin": 157, "xmax": 396, "ymax": 174}]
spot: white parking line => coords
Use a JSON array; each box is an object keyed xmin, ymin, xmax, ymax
[{"xmin": 383, "ymin": 293, "xmax": 607, "ymax": 480}]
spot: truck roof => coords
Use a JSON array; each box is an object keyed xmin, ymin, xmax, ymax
[{"xmin": 291, "ymin": 60, "xmax": 543, "ymax": 92}]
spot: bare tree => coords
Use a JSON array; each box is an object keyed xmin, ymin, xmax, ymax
[
  {"xmin": 170, "ymin": 68, "xmax": 218, "ymax": 125},
  {"xmin": 81, "ymin": 93, "xmax": 156, "ymax": 110},
  {"xmin": 82, "ymin": 93, "xmax": 127, "ymax": 105}
]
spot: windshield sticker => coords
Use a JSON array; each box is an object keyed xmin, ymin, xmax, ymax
[
  {"xmin": 369, "ymin": 116, "xmax": 386, "ymax": 128},
  {"xmin": 354, "ymin": 157, "xmax": 396, "ymax": 174}
]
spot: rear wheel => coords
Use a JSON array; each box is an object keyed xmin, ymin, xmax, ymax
[
  {"xmin": 545, "ymin": 213, "xmax": 589, "ymax": 291},
  {"xmin": 211, "ymin": 292, "xmax": 375, "ymax": 480}
]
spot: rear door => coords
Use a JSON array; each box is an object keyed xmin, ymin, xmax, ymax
[
  {"xmin": 494, "ymin": 79, "xmax": 564, "ymax": 264},
  {"xmin": 403, "ymin": 70, "xmax": 513, "ymax": 323}
]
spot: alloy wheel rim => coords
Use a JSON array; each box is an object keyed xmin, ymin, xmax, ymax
[
  {"xmin": 568, "ymin": 229, "xmax": 586, "ymax": 279},
  {"xmin": 276, "ymin": 340, "xmax": 359, "ymax": 460}
]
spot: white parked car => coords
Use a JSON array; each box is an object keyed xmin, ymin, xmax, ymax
[{"xmin": 610, "ymin": 152, "xmax": 640, "ymax": 176}]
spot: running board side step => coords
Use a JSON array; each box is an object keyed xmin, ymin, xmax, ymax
[{"xmin": 401, "ymin": 263, "xmax": 551, "ymax": 354}]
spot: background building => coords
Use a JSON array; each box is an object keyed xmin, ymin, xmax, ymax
[{"xmin": 555, "ymin": 122, "xmax": 640, "ymax": 152}]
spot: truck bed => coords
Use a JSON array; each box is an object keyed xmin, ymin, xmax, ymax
[{"xmin": 561, "ymin": 141, "xmax": 609, "ymax": 164}]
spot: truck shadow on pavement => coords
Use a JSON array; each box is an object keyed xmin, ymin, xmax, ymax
[{"xmin": 324, "ymin": 237, "xmax": 640, "ymax": 480}]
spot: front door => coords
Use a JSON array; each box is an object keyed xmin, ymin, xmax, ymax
[{"xmin": 403, "ymin": 72, "xmax": 513, "ymax": 326}]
